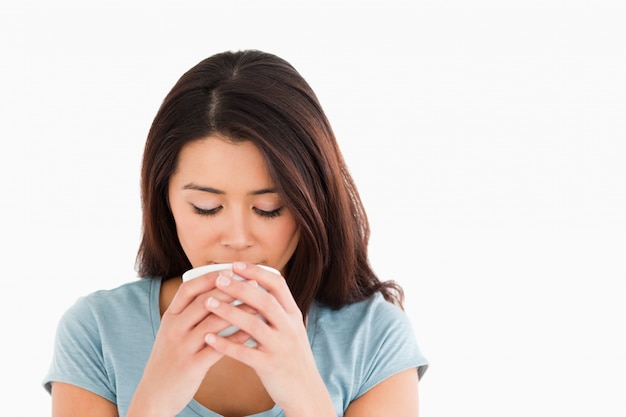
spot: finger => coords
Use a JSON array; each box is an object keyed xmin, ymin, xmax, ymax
[
  {"xmin": 167, "ymin": 272, "xmax": 219, "ymax": 315},
  {"xmin": 193, "ymin": 329, "xmax": 257, "ymax": 375},
  {"xmin": 167, "ymin": 269, "xmax": 245, "ymax": 316},
  {"xmin": 222, "ymin": 267, "xmax": 302, "ymax": 335},
  {"xmin": 187, "ymin": 305, "xmax": 256, "ymax": 352},
  {"xmin": 194, "ymin": 297, "xmax": 258, "ymax": 335},
  {"xmin": 204, "ymin": 291, "xmax": 274, "ymax": 347},
  {"xmin": 232, "ymin": 262, "xmax": 301, "ymax": 316},
  {"xmin": 204, "ymin": 331, "xmax": 263, "ymax": 366}
]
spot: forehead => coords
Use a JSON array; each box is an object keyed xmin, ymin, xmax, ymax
[{"xmin": 173, "ymin": 136, "xmax": 274, "ymax": 189}]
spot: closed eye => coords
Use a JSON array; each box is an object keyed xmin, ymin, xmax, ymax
[
  {"xmin": 254, "ymin": 207, "xmax": 283, "ymax": 218},
  {"xmin": 193, "ymin": 205, "xmax": 222, "ymax": 216}
]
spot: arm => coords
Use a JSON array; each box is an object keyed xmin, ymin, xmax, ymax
[
  {"xmin": 52, "ymin": 382, "xmax": 119, "ymax": 417},
  {"xmin": 344, "ymin": 368, "xmax": 420, "ymax": 417}
]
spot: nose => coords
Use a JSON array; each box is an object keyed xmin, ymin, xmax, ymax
[{"xmin": 219, "ymin": 207, "xmax": 254, "ymax": 250}]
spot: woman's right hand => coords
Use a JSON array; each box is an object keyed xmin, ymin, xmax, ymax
[{"xmin": 127, "ymin": 272, "xmax": 252, "ymax": 417}]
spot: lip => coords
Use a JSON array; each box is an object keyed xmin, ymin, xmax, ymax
[{"xmin": 208, "ymin": 261, "xmax": 266, "ymax": 266}]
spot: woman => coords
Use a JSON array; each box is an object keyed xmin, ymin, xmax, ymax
[{"xmin": 44, "ymin": 49, "xmax": 428, "ymax": 417}]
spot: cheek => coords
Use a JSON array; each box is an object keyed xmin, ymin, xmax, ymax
[
  {"xmin": 271, "ymin": 225, "xmax": 300, "ymax": 272},
  {"xmin": 271, "ymin": 217, "xmax": 300, "ymax": 255},
  {"xmin": 171, "ymin": 208, "xmax": 214, "ymax": 257}
]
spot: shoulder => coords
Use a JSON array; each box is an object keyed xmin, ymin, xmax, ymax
[
  {"xmin": 72, "ymin": 278, "xmax": 154, "ymax": 308},
  {"xmin": 44, "ymin": 279, "xmax": 159, "ymax": 401},
  {"xmin": 308, "ymin": 292, "xmax": 428, "ymax": 408},
  {"xmin": 312, "ymin": 292, "xmax": 411, "ymax": 335},
  {"xmin": 59, "ymin": 278, "xmax": 157, "ymax": 329},
  {"xmin": 309, "ymin": 292, "xmax": 422, "ymax": 362}
]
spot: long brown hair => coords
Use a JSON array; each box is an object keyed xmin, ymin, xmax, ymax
[{"xmin": 136, "ymin": 50, "xmax": 403, "ymax": 315}]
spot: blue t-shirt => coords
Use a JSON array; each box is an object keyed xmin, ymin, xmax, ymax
[{"xmin": 44, "ymin": 278, "xmax": 428, "ymax": 416}]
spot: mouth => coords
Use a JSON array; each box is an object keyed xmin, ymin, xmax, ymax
[{"xmin": 208, "ymin": 261, "xmax": 267, "ymax": 266}]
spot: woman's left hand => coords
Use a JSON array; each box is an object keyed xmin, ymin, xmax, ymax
[{"xmin": 203, "ymin": 262, "xmax": 335, "ymax": 416}]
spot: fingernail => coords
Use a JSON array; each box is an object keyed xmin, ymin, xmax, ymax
[
  {"xmin": 248, "ymin": 280, "xmax": 258, "ymax": 288},
  {"xmin": 205, "ymin": 333, "xmax": 216, "ymax": 344},
  {"xmin": 216, "ymin": 273, "xmax": 231, "ymax": 287},
  {"xmin": 206, "ymin": 297, "xmax": 219, "ymax": 308},
  {"xmin": 233, "ymin": 261, "xmax": 246, "ymax": 270}
]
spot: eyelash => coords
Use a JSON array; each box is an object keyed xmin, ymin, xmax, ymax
[
  {"xmin": 254, "ymin": 207, "xmax": 283, "ymax": 218},
  {"xmin": 192, "ymin": 206, "xmax": 283, "ymax": 219},
  {"xmin": 193, "ymin": 206, "xmax": 221, "ymax": 216}
]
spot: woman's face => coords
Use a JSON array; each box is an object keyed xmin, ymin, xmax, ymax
[{"xmin": 168, "ymin": 136, "xmax": 300, "ymax": 274}]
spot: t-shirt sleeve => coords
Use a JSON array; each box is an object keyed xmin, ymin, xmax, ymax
[
  {"xmin": 353, "ymin": 297, "xmax": 429, "ymax": 399},
  {"xmin": 42, "ymin": 295, "xmax": 117, "ymax": 404}
]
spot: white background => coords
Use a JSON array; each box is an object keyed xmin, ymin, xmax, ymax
[{"xmin": 1, "ymin": 1, "xmax": 625, "ymax": 416}]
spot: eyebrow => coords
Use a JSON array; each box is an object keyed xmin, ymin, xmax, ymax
[{"xmin": 182, "ymin": 183, "xmax": 277, "ymax": 196}]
